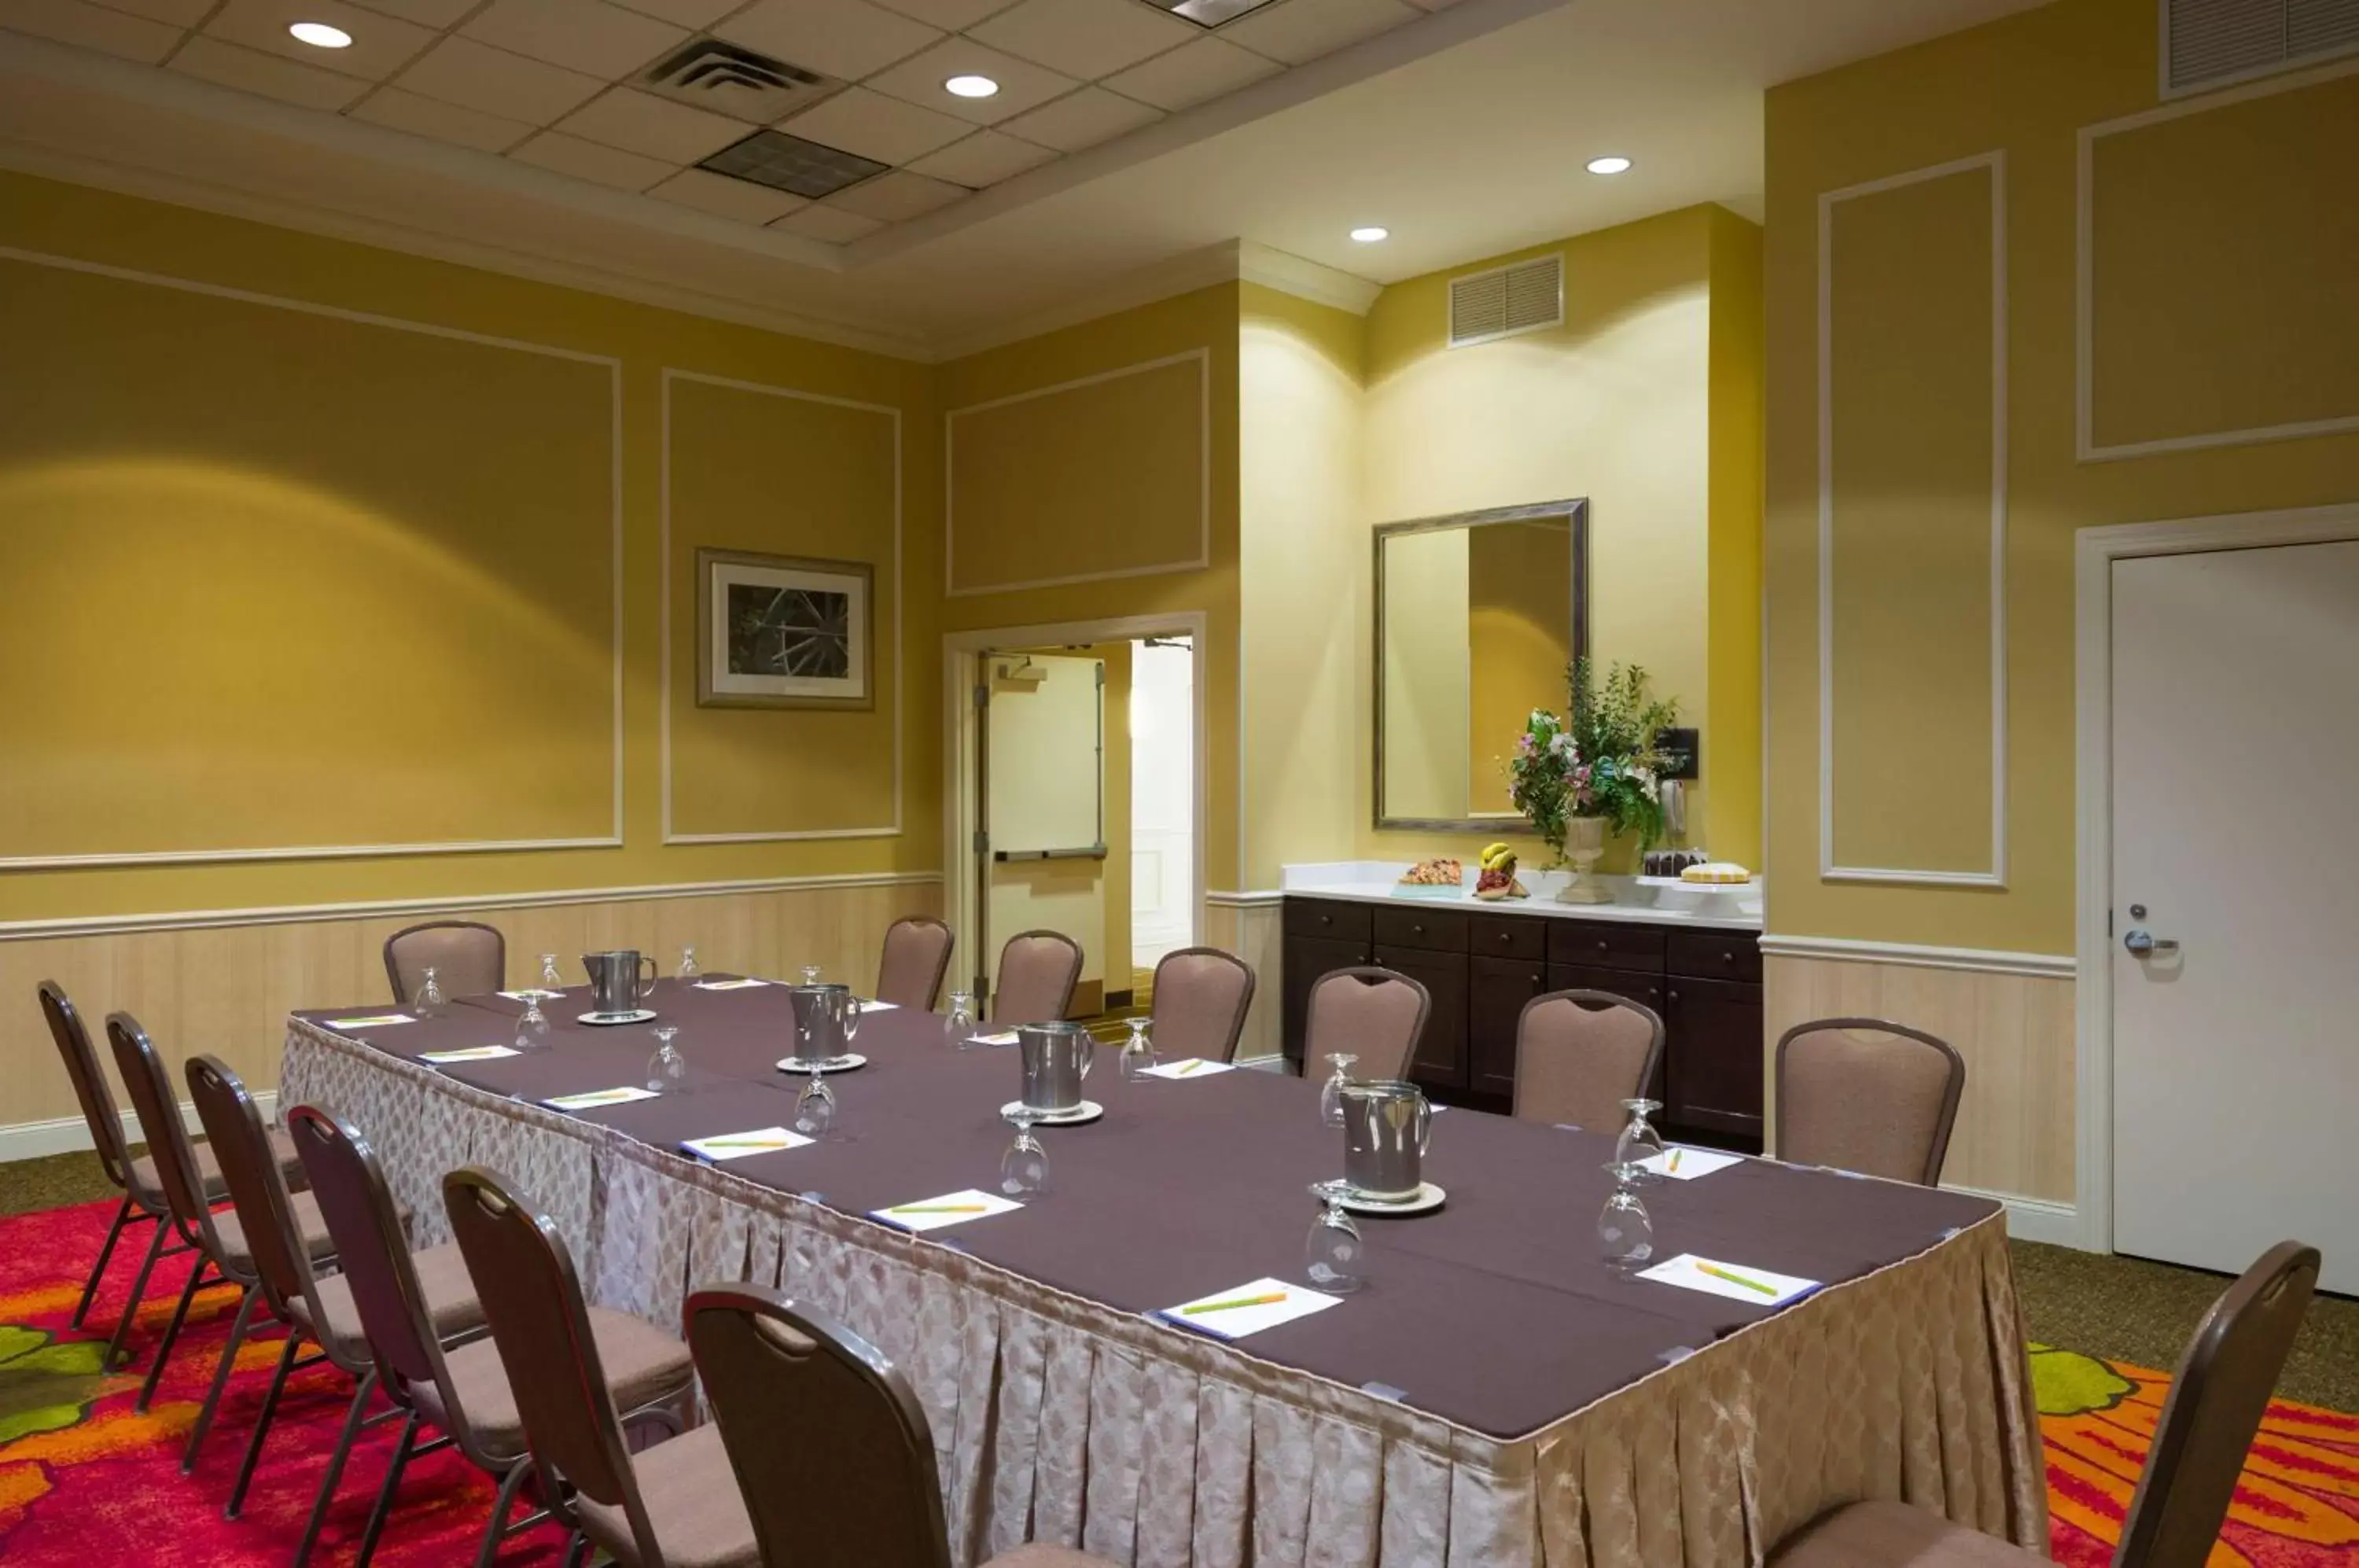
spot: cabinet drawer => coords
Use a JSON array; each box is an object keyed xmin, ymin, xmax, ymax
[
  {"xmin": 1546, "ymin": 964, "xmax": 1666, "ymax": 1016},
  {"xmin": 1545, "ymin": 920, "xmax": 1667, "ymax": 974},
  {"xmin": 1665, "ymin": 929, "xmax": 1762, "ymax": 984},
  {"xmin": 1469, "ymin": 913, "xmax": 1545, "ymax": 962},
  {"xmin": 1284, "ymin": 898, "xmax": 1372, "ymax": 943},
  {"xmin": 1373, "ymin": 904, "xmax": 1469, "ymax": 953}
]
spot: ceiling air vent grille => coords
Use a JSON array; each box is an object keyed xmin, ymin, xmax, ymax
[
  {"xmin": 643, "ymin": 38, "xmax": 837, "ymax": 121},
  {"xmin": 1448, "ymin": 255, "xmax": 1562, "ymax": 348},
  {"xmin": 2164, "ymin": 0, "xmax": 2359, "ymax": 93}
]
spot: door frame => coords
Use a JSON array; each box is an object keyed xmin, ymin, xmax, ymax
[
  {"xmin": 2073, "ymin": 500, "xmax": 2359, "ymax": 1254},
  {"xmin": 944, "ymin": 611, "xmax": 1209, "ymax": 1002}
]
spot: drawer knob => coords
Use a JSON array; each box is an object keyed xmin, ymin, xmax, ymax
[
  {"xmin": 1498, "ymin": 932, "xmax": 1511, "ymax": 943},
  {"xmin": 1595, "ymin": 939, "xmax": 1609, "ymax": 951},
  {"xmin": 1319, "ymin": 915, "xmax": 1331, "ymax": 926}
]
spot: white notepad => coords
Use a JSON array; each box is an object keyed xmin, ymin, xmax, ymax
[
  {"xmin": 541, "ymin": 1086, "xmax": 661, "ymax": 1113},
  {"xmin": 1160, "ymin": 1278, "xmax": 1341, "ymax": 1340},
  {"xmin": 1637, "ymin": 1147, "xmax": 1744, "ymax": 1181},
  {"xmin": 327, "ymin": 1013, "xmax": 414, "ymax": 1029},
  {"xmin": 858, "ymin": 999, "xmax": 898, "ymax": 1010},
  {"xmin": 1140, "ymin": 1058, "xmax": 1235, "ymax": 1080},
  {"xmin": 966, "ymin": 1031, "xmax": 1020, "ymax": 1047},
  {"xmin": 1638, "ymin": 1253, "xmax": 1818, "ymax": 1306},
  {"xmin": 681, "ymin": 1126, "xmax": 812, "ymax": 1161},
  {"xmin": 419, "ymin": 1044, "xmax": 519, "ymax": 1066},
  {"xmin": 871, "ymin": 1189, "xmax": 1022, "ymax": 1233},
  {"xmin": 693, "ymin": 977, "xmax": 769, "ymax": 991},
  {"xmin": 498, "ymin": 989, "xmax": 565, "ymax": 1001}
]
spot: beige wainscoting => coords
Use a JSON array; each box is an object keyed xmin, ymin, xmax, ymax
[
  {"xmin": 1204, "ymin": 894, "xmax": 1284, "ymax": 1063},
  {"xmin": 3, "ymin": 874, "xmax": 942, "ymax": 1148},
  {"xmin": 1763, "ymin": 948, "xmax": 2074, "ymax": 1205}
]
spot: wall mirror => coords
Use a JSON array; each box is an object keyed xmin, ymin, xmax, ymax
[{"xmin": 1374, "ymin": 499, "xmax": 1589, "ymax": 832}]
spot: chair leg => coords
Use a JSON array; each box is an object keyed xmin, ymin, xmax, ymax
[
  {"xmin": 562, "ymin": 1531, "xmax": 589, "ymax": 1568},
  {"xmin": 72, "ymin": 1196, "xmax": 135, "ymax": 1328},
  {"xmin": 136, "ymin": 1253, "xmax": 212, "ymax": 1412},
  {"xmin": 224, "ymin": 1329, "xmax": 301, "ymax": 1518},
  {"xmin": 353, "ymin": 1409, "xmax": 421, "ymax": 1568},
  {"xmin": 101, "ymin": 1220, "xmax": 167, "ymax": 1370},
  {"xmin": 182, "ymin": 1283, "xmax": 259, "ymax": 1472},
  {"xmin": 473, "ymin": 1461, "xmax": 534, "ymax": 1568},
  {"xmin": 295, "ymin": 1370, "xmax": 375, "ymax": 1568}
]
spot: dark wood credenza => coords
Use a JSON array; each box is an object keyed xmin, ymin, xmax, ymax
[{"xmin": 1279, "ymin": 894, "xmax": 1765, "ymax": 1151}]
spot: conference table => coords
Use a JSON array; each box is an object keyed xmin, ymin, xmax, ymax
[{"xmin": 280, "ymin": 977, "xmax": 2047, "ymax": 1568}]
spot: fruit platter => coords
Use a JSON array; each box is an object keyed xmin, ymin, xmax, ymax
[{"xmin": 1473, "ymin": 842, "xmax": 1529, "ymax": 900}]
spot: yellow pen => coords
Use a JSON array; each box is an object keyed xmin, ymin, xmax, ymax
[
  {"xmin": 1668, "ymin": 1149, "xmax": 1682, "ymax": 1172},
  {"xmin": 1181, "ymin": 1291, "xmax": 1288, "ymax": 1316},
  {"xmin": 890, "ymin": 1203, "xmax": 988, "ymax": 1216},
  {"xmin": 1696, "ymin": 1261, "xmax": 1777, "ymax": 1297},
  {"xmin": 1179, "ymin": 1060, "xmax": 1204, "ymax": 1076},
  {"xmin": 700, "ymin": 1136, "xmax": 789, "ymax": 1151}
]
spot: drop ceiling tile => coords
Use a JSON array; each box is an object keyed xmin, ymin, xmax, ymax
[
  {"xmin": 716, "ymin": 0, "xmax": 941, "ymax": 83},
  {"xmin": 508, "ymin": 128, "xmax": 675, "ymax": 190},
  {"xmin": 771, "ymin": 202, "xmax": 885, "ymax": 241},
  {"xmin": 558, "ymin": 86, "xmax": 749, "ymax": 162},
  {"xmin": 1216, "ymin": 0, "xmax": 1415, "ymax": 64},
  {"xmin": 390, "ymin": 35, "xmax": 605, "ymax": 124},
  {"xmin": 863, "ymin": 38, "xmax": 1074, "ymax": 126},
  {"xmin": 0, "ymin": 0, "xmax": 180, "ymax": 61},
  {"xmin": 82, "ymin": 0, "xmax": 209, "ymax": 25},
  {"xmin": 649, "ymin": 166, "xmax": 810, "ymax": 222},
  {"xmin": 348, "ymin": 84, "xmax": 538, "ymax": 149},
  {"xmin": 170, "ymin": 35, "xmax": 368, "ymax": 109},
  {"xmin": 1101, "ymin": 35, "xmax": 1278, "ymax": 110},
  {"xmin": 905, "ymin": 127, "xmax": 1054, "ymax": 186},
  {"xmin": 201, "ymin": 0, "xmax": 437, "ymax": 81},
  {"xmin": 612, "ymin": 0, "xmax": 742, "ymax": 25},
  {"xmin": 461, "ymin": 0, "xmax": 686, "ymax": 79},
  {"xmin": 866, "ymin": 0, "xmax": 1014, "ymax": 31},
  {"xmin": 345, "ymin": 0, "xmax": 475, "ymax": 25},
  {"xmin": 967, "ymin": 0, "xmax": 1194, "ymax": 80},
  {"xmin": 775, "ymin": 84, "xmax": 967, "ymax": 164},
  {"xmin": 822, "ymin": 167, "xmax": 963, "ymax": 219},
  {"xmin": 996, "ymin": 83, "xmax": 1157, "ymax": 151}
]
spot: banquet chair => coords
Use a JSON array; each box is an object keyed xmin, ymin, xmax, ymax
[
  {"xmin": 1511, "ymin": 990, "xmax": 1665, "ymax": 1130},
  {"xmin": 1148, "ymin": 947, "xmax": 1257, "ymax": 1062},
  {"xmin": 37, "ymin": 980, "xmax": 303, "ymax": 1361},
  {"xmin": 182, "ymin": 1058, "xmax": 484, "ymax": 1539},
  {"xmin": 686, "ymin": 1283, "xmax": 1113, "ymax": 1568},
  {"xmin": 443, "ymin": 1167, "xmax": 754, "ymax": 1568},
  {"xmin": 992, "ymin": 929, "xmax": 1084, "ymax": 1026},
  {"xmin": 1772, "ymin": 1239, "xmax": 2320, "ymax": 1568},
  {"xmin": 1775, "ymin": 1018, "xmax": 1967, "ymax": 1186},
  {"xmin": 1304, "ymin": 966, "xmax": 1431, "ymax": 1084},
  {"xmin": 384, "ymin": 919, "xmax": 506, "ymax": 1006},
  {"xmin": 104, "ymin": 1011, "xmax": 338, "ymax": 1414},
  {"xmin": 289, "ymin": 1108, "xmax": 694, "ymax": 1568},
  {"xmin": 875, "ymin": 916, "xmax": 955, "ymax": 1011}
]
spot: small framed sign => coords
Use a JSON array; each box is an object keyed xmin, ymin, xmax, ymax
[{"xmin": 697, "ymin": 547, "xmax": 873, "ymax": 711}]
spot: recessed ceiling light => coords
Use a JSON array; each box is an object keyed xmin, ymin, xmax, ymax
[
  {"xmin": 287, "ymin": 20, "xmax": 352, "ymax": 47},
  {"xmin": 944, "ymin": 74, "xmax": 999, "ymax": 99},
  {"xmin": 1585, "ymin": 155, "xmax": 1632, "ymax": 175},
  {"xmin": 1349, "ymin": 226, "xmax": 1389, "ymax": 243}
]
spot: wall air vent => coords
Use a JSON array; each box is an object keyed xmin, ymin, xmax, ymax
[
  {"xmin": 643, "ymin": 38, "xmax": 837, "ymax": 122},
  {"xmin": 700, "ymin": 129, "xmax": 887, "ymax": 199},
  {"xmin": 2163, "ymin": 0, "xmax": 2359, "ymax": 94},
  {"xmin": 1448, "ymin": 254, "xmax": 1562, "ymax": 348}
]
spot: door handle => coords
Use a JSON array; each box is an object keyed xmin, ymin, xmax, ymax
[{"xmin": 2123, "ymin": 929, "xmax": 2180, "ymax": 958}]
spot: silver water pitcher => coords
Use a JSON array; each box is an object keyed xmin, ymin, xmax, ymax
[
  {"xmin": 1017, "ymin": 1021, "xmax": 1095, "ymax": 1113},
  {"xmin": 789, "ymin": 984, "xmax": 854, "ymax": 1062},
  {"xmin": 1341, "ymin": 1080, "xmax": 1433, "ymax": 1201},
  {"xmin": 582, "ymin": 951, "xmax": 655, "ymax": 1016}
]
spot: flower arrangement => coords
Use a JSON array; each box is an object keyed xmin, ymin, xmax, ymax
[{"xmin": 1507, "ymin": 659, "xmax": 1683, "ymax": 866}]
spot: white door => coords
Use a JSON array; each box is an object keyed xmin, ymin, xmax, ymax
[
  {"xmin": 984, "ymin": 654, "xmax": 1107, "ymax": 1004},
  {"xmin": 1130, "ymin": 639, "xmax": 1194, "ymax": 970},
  {"xmin": 2111, "ymin": 539, "xmax": 2359, "ymax": 1294}
]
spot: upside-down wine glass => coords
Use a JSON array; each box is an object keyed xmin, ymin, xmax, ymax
[
  {"xmin": 794, "ymin": 1060, "xmax": 836, "ymax": 1139},
  {"xmin": 948, "ymin": 990, "xmax": 977, "ymax": 1042},
  {"xmin": 800, "ymin": 964, "xmax": 823, "ymax": 987},
  {"xmin": 678, "ymin": 945, "xmax": 701, "ymax": 983},
  {"xmin": 646, "ymin": 1025, "xmax": 686, "ymax": 1093},
  {"xmin": 414, "ymin": 967, "xmax": 446, "ymax": 1020},
  {"xmin": 538, "ymin": 953, "xmax": 565, "ymax": 994},
  {"xmin": 1304, "ymin": 1181, "xmax": 1367, "ymax": 1293},
  {"xmin": 1119, "ymin": 1017, "xmax": 1157, "ymax": 1082},
  {"xmin": 1319, "ymin": 1053, "xmax": 1358, "ymax": 1128},
  {"xmin": 515, "ymin": 992, "xmax": 551, "ymax": 1052},
  {"xmin": 1598, "ymin": 1160, "xmax": 1655, "ymax": 1272},
  {"xmin": 1613, "ymin": 1098, "xmax": 1669, "ymax": 1183},
  {"xmin": 1001, "ymin": 1106, "xmax": 1050, "ymax": 1197}
]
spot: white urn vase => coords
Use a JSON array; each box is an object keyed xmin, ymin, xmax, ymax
[{"xmin": 1555, "ymin": 815, "xmax": 1612, "ymax": 904}]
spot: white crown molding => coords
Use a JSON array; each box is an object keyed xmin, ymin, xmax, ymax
[
  {"xmin": 1237, "ymin": 241, "xmax": 1382, "ymax": 316},
  {"xmin": 1760, "ymin": 932, "xmax": 2073, "ymax": 980}
]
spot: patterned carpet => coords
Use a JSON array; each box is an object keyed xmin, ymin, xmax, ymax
[{"xmin": 2, "ymin": 1197, "xmax": 2354, "ymax": 1565}]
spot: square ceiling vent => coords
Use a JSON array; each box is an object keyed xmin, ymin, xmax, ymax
[
  {"xmin": 700, "ymin": 130, "xmax": 889, "ymax": 200},
  {"xmin": 1138, "ymin": 0, "xmax": 1289, "ymax": 25},
  {"xmin": 642, "ymin": 39, "xmax": 838, "ymax": 122}
]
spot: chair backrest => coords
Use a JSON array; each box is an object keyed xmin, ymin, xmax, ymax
[
  {"xmin": 1774, "ymin": 1018, "xmax": 1967, "ymax": 1186},
  {"xmin": 186, "ymin": 1054, "xmax": 317, "ymax": 1323},
  {"xmin": 991, "ymin": 930, "xmax": 1082, "ymax": 1026},
  {"xmin": 39, "ymin": 981, "xmax": 132, "ymax": 1193},
  {"xmin": 2118, "ymin": 1240, "xmax": 2321, "ymax": 1568},
  {"xmin": 442, "ymin": 1168, "xmax": 654, "ymax": 1551},
  {"xmin": 103, "ymin": 1012, "xmax": 215, "ymax": 1246},
  {"xmin": 1512, "ymin": 990, "xmax": 1665, "ymax": 1130},
  {"xmin": 384, "ymin": 920, "xmax": 506, "ymax": 1006},
  {"xmin": 287, "ymin": 1103, "xmax": 455, "ymax": 1414},
  {"xmin": 1150, "ymin": 947, "xmax": 1257, "ymax": 1063},
  {"xmin": 874, "ymin": 917, "xmax": 954, "ymax": 1012},
  {"xmin": 1305, "ymin": 966, "xmax": 1431, "ymax": 1084},
  {"xmin": 686, "ymin": 1283, "xmax": 949, "ymax": 1568}
]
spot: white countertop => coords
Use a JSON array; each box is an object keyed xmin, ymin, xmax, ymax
[{"xmin": 1280, "ymin": 861, "xmax": 1762, "ymax": 932}]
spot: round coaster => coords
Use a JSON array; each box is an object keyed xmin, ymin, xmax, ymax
[
  {"xmin": 577, "ymin": 1009, "xmax": 658, "ymax": 1026},
  {"xmin": 774, "ymin": 1053, "xmax": 869, "ymax": 1075},
  {"xmin": 1323, "ymin": 1181, "xmax": 1447, "ymax": 1217},
  {"xmin": 1000, "ymin": 1099, "xmax": 1104, "ymax": 1127}
]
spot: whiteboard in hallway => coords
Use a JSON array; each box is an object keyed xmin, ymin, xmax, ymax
[{"xmin": 988, "ymin": 655, "xmax": 1103, "ymax": 855}]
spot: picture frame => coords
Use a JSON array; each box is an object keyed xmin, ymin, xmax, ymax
[{"xmin": 696, "ymin": 547, "xmax": 874, "ymax": 711}]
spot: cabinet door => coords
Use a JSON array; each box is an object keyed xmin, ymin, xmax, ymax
[
  {"xmin": 1371, "ymin": 944, "xmax": 1469, "ymax": 1091},
  {"xmin": 1469, "ymin": 955, "xmax": 1551, "ymax": 1099},
  {"xmin": 1281, "ymin": 934, "xmax": 1370, "ymax": 1065},
  {"xmin": 1663, "ymin": 976, "xmax": 1765, "ymax": 1138}
]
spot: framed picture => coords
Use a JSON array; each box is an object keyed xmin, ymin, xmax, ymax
[{"xmin": 697, "ymin": 548, "xmax": 874, "ymax": 710}]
